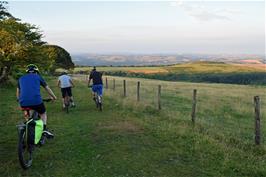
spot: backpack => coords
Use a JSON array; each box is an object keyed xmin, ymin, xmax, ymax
[{"xmin": 26, "ymin": 119, "xmax": 43, "ymax": 145}]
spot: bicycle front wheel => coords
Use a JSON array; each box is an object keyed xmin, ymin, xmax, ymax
[{"xmin": 18, "ymin": 126, "xmax": 33, "ymax": 169}]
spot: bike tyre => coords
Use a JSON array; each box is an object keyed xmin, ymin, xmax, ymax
[
  {"xmin": 18, "ymin": 127, "xmax": 33, "ymax": 169},
  {"xmin": 99, "ymin": 103, "xmax": 102, "ymax": 111}
]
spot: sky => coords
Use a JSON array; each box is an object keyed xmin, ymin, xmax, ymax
[{"xmin": 8, "ymin": 1, "xmax": 265, "ymax": 55}]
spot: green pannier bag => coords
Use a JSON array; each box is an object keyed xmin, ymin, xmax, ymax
[{"xmin": 26, "ymin": 119, "xmax": 44, "ymax": 145}]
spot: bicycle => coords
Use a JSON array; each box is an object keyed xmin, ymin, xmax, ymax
[
  {"xmin": 17, "ymin": 99, "xmax": 53, "ymax": 169},
  {"xmin": 63, "ymin": 93, "xmax": 70, "ymax": 113},
  {"xmin": 89, "ymin": 85, "xmax": 103, "ymax": 111}
]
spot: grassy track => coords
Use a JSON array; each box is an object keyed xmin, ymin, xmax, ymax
[{"xmin": 0, "ymin": 77, "xmax": 266, "ymax": 176}]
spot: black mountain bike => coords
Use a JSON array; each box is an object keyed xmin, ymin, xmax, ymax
[{"xmin": 17, "ymin": 99, "xmax": 53, "ymax": 169}]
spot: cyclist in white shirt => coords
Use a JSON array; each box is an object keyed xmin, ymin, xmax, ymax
[{"xmin": 57, "ymin": 72, "xmax": 75, "ymax": 108}]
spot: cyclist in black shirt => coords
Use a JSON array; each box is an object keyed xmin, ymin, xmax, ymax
[{"xmin": 88, "ymin": 66, "xmax": 103, "ymax": 99}]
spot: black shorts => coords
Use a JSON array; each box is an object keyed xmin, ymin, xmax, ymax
[
  {"xmin": 21, "ymin": 103, "xmax": 46, "ymax": 114},
  {"xmin": 61, "ymin": 87, "xmax": 72, "ymax": 97}
]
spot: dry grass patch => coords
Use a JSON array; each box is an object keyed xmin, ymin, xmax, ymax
[
  {"xmin": 128, "ymin": 69, "xmax": 168, "ymax": 74},
  {"xmin": 233, "ymin": 64, "xmax": 266, "ymax": 71}
]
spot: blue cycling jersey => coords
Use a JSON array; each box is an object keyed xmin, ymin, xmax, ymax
[{"xmin": 18, "ymin": 73, "xmax": 47, "ymax": 106}]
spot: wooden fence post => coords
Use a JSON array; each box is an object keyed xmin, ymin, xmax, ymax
[
  {"xmin": 105, "ymin": 77, "xmax": 108, "ymax": 89},
  {"xmin": 113, "ymin": 79, "xmax": 115, "ymax": 90},
  {"xmin": 123, "ymin": 80, "xmax": 126, "ymax": 97},
  {"xmin": 158, "ymin": 85, "xmax": 161, "ymax": 110},
  {"xmin": 254, "ymin": 96, "xmax": 261, "ymax": 145},
  {"xmin": 191, "ymin": 89, "xmax": 197, "ymax": 123},
  {"xmin": 137, "ymin": 81, "xmax": 140, "ymax": 101}
]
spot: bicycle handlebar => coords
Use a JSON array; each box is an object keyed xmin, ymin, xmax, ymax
[{"xmin": 43, "ymin": 98, "xmax": 53, "ymax": 102}]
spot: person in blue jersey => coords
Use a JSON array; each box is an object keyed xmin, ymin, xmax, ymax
[
  {"xmin": 88, "ymin": 66, "xmax": 103, "ymax": 100},
  {"xmin": 16, "ymin": 64, "xmax": 57, "ymax": 137}
]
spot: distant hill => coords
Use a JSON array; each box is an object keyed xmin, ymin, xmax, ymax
[{"xmin": 71, "ymin": 53, "xmax": 265, "ymax": 66}]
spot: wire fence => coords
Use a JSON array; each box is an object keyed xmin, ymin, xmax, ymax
[{"xmin": 102, "ymin": 76, "xmax": 266, "ymax": 145}]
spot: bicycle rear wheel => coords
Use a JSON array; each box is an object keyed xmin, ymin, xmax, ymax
[
  {"xmin": 18, "ymin": 126, "xmax": 33, "ymax": 169},
  {"xmin": 99, "ymin": 103, "xmax": 102, "ymax": 111}
]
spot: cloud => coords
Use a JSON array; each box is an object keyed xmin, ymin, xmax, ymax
[
  {"xmin": 169, "ymin": 0, "xmax": 183, "ymax": 7},
  {"xmin": 189, "ymin": 10, "xmax": 231, "ymax": 21},
  {"xmin": 171, "ymin": 1, "xmax": 240, "ymax": 22}
]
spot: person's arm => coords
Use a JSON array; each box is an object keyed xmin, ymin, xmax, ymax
[
  {"xmin": 70, "ymin": 78, "xmax": 75, "ymax": 87},
  {"xmin": 45, "ymin": 85, "xmax": 57, "ymax": 100},
  {"xmin": 16, "ymin": 88, "xmax": 20, "ymax": 101},
  {"xmin": 88, "ymin": 78, "xmax": 91, "ymax": 87},
  {"xmin": 39, "ymin": 75, "xmax": 57, "ymax": 100},
  {"xmin": 100, "ymin": 72, "xmax": 103, "ymax": 80},
  {"xmin": 16, "ymin": 80, "xmax": 20, "ymax": 101},
  {"xmin": 88, "ymin": 73, "xmax": 92, "ymax": 86},
  {"xmin": 57, "ymin": 79, "xmax": 61, "ymax": 88}
]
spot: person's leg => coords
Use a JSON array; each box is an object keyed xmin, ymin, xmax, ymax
[
  {"xmin": 68, "ymin": 88, "xmax": 75, "ymax": 106},
  {"xmin": 40, "ymin": 112, "xmax": 54, "ymax": 138},
  {"xmin": 92, "ymin": 92, "xmax": 96, "ymax": 101},
  {"xmin": 61, "ymin": 88, "xmax": 66, "ymax": 108},
  {"xmin": 98, "ymin": 85, "xmax": 103, "ymax": 103},
  {"xmin": 34, "ymin": 103, "xmax": 54, "ymax": 139},
  {"xmin": 34, "ymin": 103, "xmax": 48, "ymax": 130},
  {"xmin": 99, "ymin": 85, "xmax": 103, "ymax": 96},
  {"xmin": 70, "ymin": 96, "xmax": 75, "ymax": 106},
  {"xmin": 40, "ymin": 112, "xmax": 47, "ymax": 130},
  {"xmin": 92, "ymin": 85, "xmax": 96, "ymax": 101},
  {"xmin": 39, "ymin": 112, "xmax": 54, "ymax": 137},
  {"xmin": 61, "ymin": 98, "xmax": 65, "ymax": 108}
]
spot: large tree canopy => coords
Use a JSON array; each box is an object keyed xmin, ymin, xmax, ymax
[
  {"xmin": 0, "ymin": 1, "xmax": 74, "ymax": 84},
  {"xmin": 42, "ymin": 45, "xmax": 74, "ymax": 72}
]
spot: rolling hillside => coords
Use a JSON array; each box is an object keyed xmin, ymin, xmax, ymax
[
  {"xmin": 74, "ymin": 61, "xmax": 266, "ymax": 74},
  {"xmin": 72, "ymin": 62, "xmax": 266, "ymax": 85},
  {"xmin": 1, "ymin": 76, "xmax": 266, "ymax": 176}
]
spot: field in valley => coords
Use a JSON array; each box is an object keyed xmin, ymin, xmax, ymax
[{"xmin": 73, "ymin": 61, "xmax": 266, "ymax": 74}]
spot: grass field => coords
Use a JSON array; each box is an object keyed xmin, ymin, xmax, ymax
[
  {"xmin": 167, "ymin": 62, "xmax": 266, "ymax": 73},
  {"xmin": 1, "ymin": 76, "xmax": 266, "ymax": 176},
  {"xmin": 73, "ymin": 66, "xmax": 168, "ymax": 74},
  {"xmin": 72, "ymin": 62, "xmax": 266, "ymax": 74}
]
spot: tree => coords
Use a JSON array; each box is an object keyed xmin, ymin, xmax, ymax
[
  {"xmin": 42, "ymin": 45, "xmax": 74, "ymax": 72},
  {"xmin": 0, "ymin": 17, "xmax": 47, "ymax": 83},
  {"xmin": 0, "ymin": 1, "xmax": 14, "ymax": 20},
  {"xmin": 0, "ymin": 1, "xmax": 75, "ymax": 84},
  {"xmin": 0, "ymin": 2, "xmax": 48, "ymax": 84}
]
